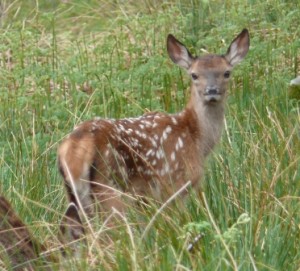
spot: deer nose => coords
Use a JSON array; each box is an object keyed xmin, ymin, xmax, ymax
[
  {"xmin": 206, "ymin": 88, "xmax": 219, "ymax": 95},
  {"xmin": 208, "ymin": 89, "xmax": 217, "ymax": 95}
]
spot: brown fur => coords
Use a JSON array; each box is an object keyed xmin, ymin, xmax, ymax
[
  {"xmin": 58, "ymin": 29, "xmax": 250, "ymax": 215},
  {"xmin": 0, "ymin": 196, "xmax": 40, "ymax": 270},
  {"xmin": 0, "ymin": 196, "xmax": 85, "ymax": 269}
]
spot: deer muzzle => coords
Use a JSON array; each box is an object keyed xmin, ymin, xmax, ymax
[{"xmin": 204, "ymin": 87, "xmax": 222, "ymax": 102}]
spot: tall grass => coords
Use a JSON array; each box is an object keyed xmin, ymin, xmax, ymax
[{"xmin": 0, "ymin": 0, "xmax": 299, "ymax": 270}]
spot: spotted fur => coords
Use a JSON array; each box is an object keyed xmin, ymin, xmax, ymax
[{"xmin": 58, "ymin": 29, "xmax": 250, "ymax": 215}]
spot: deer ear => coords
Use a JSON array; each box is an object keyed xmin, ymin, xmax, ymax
[
  {"xmin": 225, "ymin": 29, "xmax": 250, "ymax": 66},
  {"xmin": 167, "ymin": 34, "xmax": 193, "ymax": 70},
  {"xmin": 59, "ymin": 203, "xmax": 86, "ymax": 257}
]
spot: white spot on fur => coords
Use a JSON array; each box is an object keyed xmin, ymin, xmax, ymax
[
  {"xmin": 160, "ymin": 168, "xmax": 165, "ymax": 176},
  {"xmin": 165, "ymin": 126, "xmax": 172, "ymax": 134},
  {"xmin": 141, "ymin": 120, "xmax": 152, "ymax": 127},
  {"xmin": 164, "ymin": 163, "xmax": 170, "ymax": 173},
  {"xmin": 119, "ymin": 124, "xmax": 125, "ymax": 131},
  {"xmin": 171, "ymin": 152, "xmax": 176, "ymax": 161},
  {"xmin": 161, "ymin": 125, "xmax": 172, "ymax": 143},
  {"xmin": 144, "ymin": 169, "xmax": 153, "ymax": 176},
  {"xmin": 161, "ymin": 134, "xmax": 167, "ymax": 143},
  {"xmin": 178, "ymin": 137, "xmax": 183, "ymax": 147},
  {"xmin": 171, "ymin": 117, "xmax": 178, "ymax": 125},
  {"xmin": 146, "ymin": 149, "xmax": 154, "ymax": 157},
  {"xmin": 175, "ymin": 137, "xmax": 183, "ymax": 151},
  {"xmin": 131, "ymin": 138, "xmax": 139, "ymax": 147},
  {"xmin": 134, "ymin": 130, "xmax": 147, "ymax": 139},
  {"xmin": 156, "ymin": 148, "xmax": 164, "ymax": 160},
  {"xmin": 150, "ymin": 137, "xmax": 157, "ymax": 147}
]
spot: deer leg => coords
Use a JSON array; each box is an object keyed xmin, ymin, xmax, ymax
[
  {"xmin": 58, "ymin": 157, "xmax": 94, "ymax": 215},
  {"xmin": 90, "ymin": 149, "xmax": 130, "ymax": 214}
]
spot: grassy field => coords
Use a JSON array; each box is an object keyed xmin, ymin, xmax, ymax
[{"xmin": 0, "ymin": 0, "xmax": 299, "ymax": 270}]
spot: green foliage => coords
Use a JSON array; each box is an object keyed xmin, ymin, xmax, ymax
[{"xmin": 0, "ymin": 0, "xmax": 299, "ymax": 270}]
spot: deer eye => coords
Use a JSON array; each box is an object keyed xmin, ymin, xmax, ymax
[
  {"xmin": 224, "ymin": 71, "xmax": 231, "ymax": 78},
  {"xmin": 191, "ymin": 73, "xmax": 198, "ymax": 80}
]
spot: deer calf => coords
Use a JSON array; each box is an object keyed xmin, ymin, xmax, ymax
[
  {"xmin": 0, "ymin": 196, "xmax": 85, "ymax": 270},
  {"xmin": 58, "ymin": 29, "xmax": 250, "ymax": 215}
]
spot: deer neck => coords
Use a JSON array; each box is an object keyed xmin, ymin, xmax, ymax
[{"xmin": 186, "ymin": 87, "xmax": 226, "ymax": 157}]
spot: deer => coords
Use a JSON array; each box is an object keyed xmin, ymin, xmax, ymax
[
  {"xmin": 0, "ymin": 196, "xmax": 85, "ymax": 270},
  {"xmin": 58, "ymin": 29, "xmax": 250, "ymax": 216}
]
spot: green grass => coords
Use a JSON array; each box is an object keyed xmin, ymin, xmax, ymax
[{"xmin": 0, "ymin": 0, "xmax": 299, "ymax": 270}]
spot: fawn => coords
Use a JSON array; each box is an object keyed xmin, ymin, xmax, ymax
[
  {"xmin": 0, "ymin": 196, "xmax": 85, "ymax": 270},
  {"xmin": 58, "ymin": 29, "xmax": 250, "ymax": 215}
]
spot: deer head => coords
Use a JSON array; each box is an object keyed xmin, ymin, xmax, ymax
[{"xmin": 167, "ymin": 29, "xmax": 249, "ymax": 105}]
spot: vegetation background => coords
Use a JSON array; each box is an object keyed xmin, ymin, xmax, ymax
[{"xmin": 0, "ymin": 0, "xmax": 299, "ymax": 270}]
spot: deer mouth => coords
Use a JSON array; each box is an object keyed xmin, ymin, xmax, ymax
[{"xmin": 204, "ymin": 93, "xmax": 222, "ymax": 103}]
